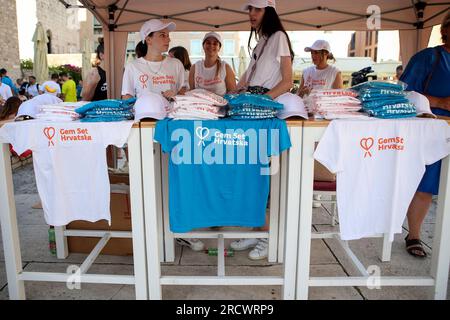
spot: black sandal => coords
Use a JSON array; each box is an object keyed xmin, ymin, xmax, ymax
[{"xmin": 405, "ymin": 235, "xmax": 427, "ymax": 258}]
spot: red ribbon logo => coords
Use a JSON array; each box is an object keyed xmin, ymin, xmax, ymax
[
  {"xmin": 360, "ymin": 137, "xmax": 374, "ymax": 158},
  {"xmin": 139, "ymin": 74, "xmax": 149, "ymax": 88},
  {"xmin": 43, "ymin": 127, "xmax": 56, "ymax": 146}
]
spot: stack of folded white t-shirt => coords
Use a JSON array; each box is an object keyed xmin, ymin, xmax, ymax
[
  {"xmin": 168, "ymin": 89, "xmax": 228, "ymax": 120},
  {"xmin": 305, "ymin": 89, "xmax": 365, "ymax": 120},
  {"xmin": 35, "ymin": 102, "xmax": 88, "ymax": 122}
]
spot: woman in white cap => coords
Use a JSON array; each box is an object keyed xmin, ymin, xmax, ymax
[
  {"xmin": 121, "ymin": 19, "xmax": 185, "ymax": 103},
  {"xmin": 230, "ymin": 0, "xmax": 305, "ymax": 261},
  {"xmin": 189, "ymin": 32, "xmax": 236, "ymax": 96},
  {"xmin": 297, "ymin": 40, "xmax": 343, "ymax": 97}
]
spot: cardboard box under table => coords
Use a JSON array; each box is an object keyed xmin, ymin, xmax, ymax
[{"xmin": 66, "ymin": 181, "xmax": 133, "ymax": 256}]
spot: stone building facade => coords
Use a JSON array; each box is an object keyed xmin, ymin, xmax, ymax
[{"xmin": 0, "ymin": 0, "xmax": 21, "ymax": 82}]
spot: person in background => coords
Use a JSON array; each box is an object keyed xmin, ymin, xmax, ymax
[
  {"xmin": 169, "ymin": 46, "xmax": 192, "ymax": 94},
  {"xmin": 60, "ymin": 72, "xmax": 77, "ymax": 102},
  {"xmin": 40, "ymin": 73, "xmax": 62, "ymax": 98},
  {"xmin": 76, "ymin": 80, "xmax": 83, "ymax": 101},
  {"xmin": 188, "ymin": 33, "xmax": 236, "ymax": 96},
  {"xmin": 400, "ymin": 11, "xmax": 450, "ymax": 258},
  {"xmin": 0, "ymin": 68, "xmax": 18, "ymax": 95},
  {"xmin": 82, "ymin": 38, "xmax": 108, "ymax": 101},
  {"xmin": 0, "ymin": 75, "xmax": 13, "ymax": 102},
  {"xmin": 26, "ymin": 76, "xmax": 40, "ymax": 99},
  {"xmin": 0, "ymin": 96, "xmax": 22, "ymax": 121},
  {"xmin": 297, "ymin": 40, "xmax": 343, "ymax": 97},
  {"xmin": 395, "ymin": 65, "xmax": 403, "ymax": 80},
  {"xmin": 17, "ymin": 78, "xmax": 28, "ymax": 95}
]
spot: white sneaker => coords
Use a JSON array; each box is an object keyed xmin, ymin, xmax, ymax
[
  {"xmin": 230, "ymin": 238, "xmax": 259, "ymax": 251},
  {"xmin": 176, "ymin": 238, "xmax": 205, "ymax": 251},
  {"xmin": 248, "ymin": 239, "xmax": 269, "ymax": 260}
]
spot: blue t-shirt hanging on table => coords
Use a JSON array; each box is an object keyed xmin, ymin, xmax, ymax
[{"xmin": 155, "ymin": 118, "xmax": 292, "ymax": 232}]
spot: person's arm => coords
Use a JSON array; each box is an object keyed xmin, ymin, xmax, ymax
[
  {"xmin": 235, "ymin": 70, "xmax": 248, "ymax": 92},
  {"xmin": 297, "ymin": 78, "xmax": 311, "ymax": 97},
  {"xmin": 425, "ymin": 95, "xmax": 450, "ymax": 111},
  {"xmin": 82, "ymin": 68, "xmax": 101, "ymax": 101},
  {"xmin": 266, "ymin": 56, "xmax": 292, "ymax": 99},
  {"xmin": 332, "ymin": 71, "xmax": 344, "ymax": 89},
  {"xmin": 225, "ymin": 64, "xmax": 237, "ymax": 93},
  {"xmin": 189, "ymin": 65, "xmax": 195, "ymax": 90}
]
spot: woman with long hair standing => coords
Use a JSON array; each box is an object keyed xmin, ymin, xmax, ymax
[
  {"xmin": 230, "ymin": 0, "xmax": 303, "ymax": 261},
  {"xmin": 82, "ymin": 38, "xmax": 108, "ymax": 101}
]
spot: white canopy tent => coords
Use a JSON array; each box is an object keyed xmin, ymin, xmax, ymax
[{"xmin": 74, "ymin": 0, "xmax": 449, "ymax": 98}]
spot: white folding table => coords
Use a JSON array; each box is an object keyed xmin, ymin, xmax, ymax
[
  {"xmin": 295, "ymin": 119, "xmax": 450, "ymax": 300},
  {"xmin": 0, "ymin": 122, "xmax": 148, "ymax": 299}
]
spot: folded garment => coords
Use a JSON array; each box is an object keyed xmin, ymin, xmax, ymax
[
  {"xmin": 75, "ymin": 98, "xmax": 136, "ymax": 115},
  {"xmin": 185, "ymin": 89, "xmax": 228, "ymax": 106},
  {"xmin": 351, "ymin": 80, "xmax": 406, "ymax": 92},
  {"xmin": 225, "ymin": 93, "xmax": 284, "ymax": 110}
]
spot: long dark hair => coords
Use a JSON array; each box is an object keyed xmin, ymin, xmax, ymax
[
  {"xmin": 169, "ymin": 46, "xmax": 192, "ymax": 71},
  {"xmin": 0, "ymin": 97, "xmax": 22, "ymax": 120},
  {"xmin": 95, "ymin": 37, "xmax": 104, "ymax": 66},
  {"xmin": 247, "ymin": 7, "xmax": 295, "ymax": 61}
]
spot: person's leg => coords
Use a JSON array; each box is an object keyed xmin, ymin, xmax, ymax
[
  {"xmin": 406, "ymin": 191, "xmax": 433, "ymax": 240},
  {"xmin": 405, "ymin": 160, "xmax": 441, "ymax": 257}
]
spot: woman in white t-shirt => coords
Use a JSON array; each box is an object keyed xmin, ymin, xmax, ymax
[
  {"xmin": 297, "ymin": 40, "xmax": 343, "ymax": 97},
  {"xmin": 230, "ymin": 0, "xmax": 303, "ymax": 261},
  {"xmin": 121, "ymin": 19, "xmax": 185, "ymax": 119},
  {"xmin": 189, "ymin": 32, "xmax": 236, "ymax": 96},
  {"xmin": 168, "ymin": 46, "xmax": 192, "ymax": 94}
]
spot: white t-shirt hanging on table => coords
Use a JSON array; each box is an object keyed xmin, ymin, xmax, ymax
[
  {"xmin": 0, "ymin": 120, "xmax": 134, "ymax": 226},
  {"xmin": 194, "ymin": 59, "xmax": 228, "ymax": 96},
  {"xmin": 314, "ymin": 118, "xmax": 450, "ymax": 241},
  {"xmin": 246, "ymin": 31, "xmax": 291, "ymax": 90},
  {"xmin": 121, "ymin": 56, "xmax": 184, "ymax": 98},
  {"xmin": 302, "ymin": 65, "xmax": 340, "ymax": 90}
]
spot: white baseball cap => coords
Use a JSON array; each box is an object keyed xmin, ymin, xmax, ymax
[
  {"xmin": 140, "ymin": 19, "xmax": 176, "ymax": 43},
  {"xmin": 242, "ymin": 0, "xmax": 276, "ymax": 11},
  {"xmin": 203, "ymin": 32, "xmax": 222, "ymax": 45},
  {"xmin": 305, "ymin": 40, "xmax": 331, "ymax": 52},
  {"xmin": 134, "ymin": 91, "xmax": 168, "ymax": 121},
  {"xmin": 406, "ymin": 91, "xmax": 436, "ymax": 118},
  {"xmin": 276, "ymin": 93, "xmax": 308, "ymax": 120}
]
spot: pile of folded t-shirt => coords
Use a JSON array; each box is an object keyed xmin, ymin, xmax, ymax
[
  {"xmin": 224, "ymin": 93, "xmax": 284, "ymax": 120},
  {"xmin": 168, "ymin": 89, "xmax": 228, "ymax": 120},
  {"xmin": 304, "ymin": 89, "xmax": 364, "ymax": 120},
  {"xmin": 352, "ymin": 81, "xmax": 417, "ymax": 119},
  {"xmin": 75, "ymin": 98, "xmax": 136, "ymax": 122},
  {"xmin": 35, "ymin": 102, "xmax": 88, "ymax": 122}
]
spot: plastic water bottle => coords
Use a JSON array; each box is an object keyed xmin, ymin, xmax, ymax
[
  {"xmin": 48, "ymin": 226, "xmax": 56, "ymax": 256},
  {"xmin": 205, "ymin": 248, "xmax": 234, "ymax": 257}
]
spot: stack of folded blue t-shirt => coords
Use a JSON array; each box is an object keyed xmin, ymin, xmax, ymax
[
  {"xmin": 352, "ymin": 81, "xmax": 416, "ymax": 119},
  {"xmin": 224, "ymin": 93, "xmax": 284, "ymax": 120},
  {"xmin": 75, "ymin": 98, "xmax": 136, "ymax": 122}
]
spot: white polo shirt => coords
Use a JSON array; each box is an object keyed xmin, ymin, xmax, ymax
[{"xmin": 122, "ymin": 57, "xmax": 184, "ymax": 98}]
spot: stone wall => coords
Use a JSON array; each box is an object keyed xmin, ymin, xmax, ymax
[
  {"xmin": 36, "ymin": 0, "xmax": 80, "ymax": 55},
  {"xmin": 0, "ymin": 0, "xmax": 21, "ymax": 81}
]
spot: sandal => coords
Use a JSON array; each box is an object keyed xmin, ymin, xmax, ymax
[{"xmin": 405, "ymin": 235, "xmax": 427, "ymax": 258}]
